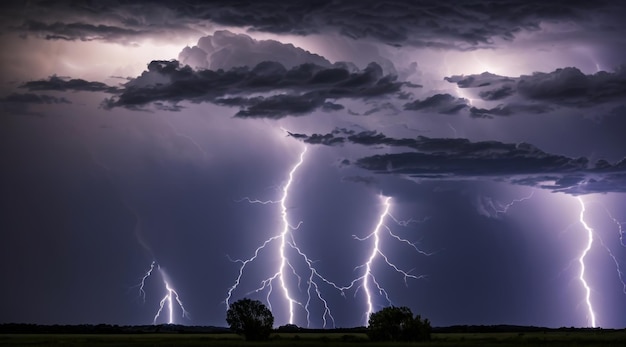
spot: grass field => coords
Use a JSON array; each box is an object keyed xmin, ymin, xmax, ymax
[{"xmin": 1, "ymin": 330, "xmax": 625, "ymax": 346}]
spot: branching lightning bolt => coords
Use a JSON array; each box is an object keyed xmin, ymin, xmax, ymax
[
  {"xmin": 137, "ymin": 261, "xmax": 189, "ymax": 324},
  {"xmin": 339, "ymin": 196, "xmax": 429, "ymax": 326},
  {"xmin": 577, "ymin": 197, "xmax": 597, "ymax": 328},
  {"xmin": 138, "ymin": 261, "xmax": 157, "ymax": 303},
  {"xmin": 226, "ymin": 146, "xmax": 341, "ymax": 328},
  {"xmin": 489, "ymin": 191, "xmax": 535, "ymax": 217}
]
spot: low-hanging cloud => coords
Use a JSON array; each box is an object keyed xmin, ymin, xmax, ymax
[
  {"xmin": 1, "ymin": 92, "xmax": 70, "ymax": 104},
  {"xmin": 21, "ymin": 76, "xmax": 120, "ymax": 93},
  {"xmin": 288, "ymin": 128, "xmax": 626, "ymax": 195},
  {"xmin": 404, "ymin": 94, "xmax": 469, "ymax": 114}
]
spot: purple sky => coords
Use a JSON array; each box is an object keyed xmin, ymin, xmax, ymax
[{"xmin": 1, "ymin": 0, "xmax": 625, "ymax": 329}]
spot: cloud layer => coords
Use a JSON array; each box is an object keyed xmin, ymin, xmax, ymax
[
  {"xmin": 443, "ymin": 67, "xmax": 626, "ymax": 116},
  {"xmin": 5, "ymin": 1, "xmax": 624, "ymax": 50},
  {"xmin": 102, "ymin": 60, "xmax": 405, "ymax": 117},
  {"xmin": 289, "ymin": 128, "xmax": 626, "ymax": 195}
]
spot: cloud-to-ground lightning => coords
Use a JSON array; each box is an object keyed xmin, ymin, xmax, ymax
[
  {"xmin": 561, "ymin": 197, "xmax": 626, "ymax": 327},
  {"xmin": 577, "ymin": 197, "xmax": 597, "ymax": 328},
  {"xmin": 88, "ymin": 150, "xmax": 190, "ymax": 324},
  {"xmin": 137, "ymin": 261, "xmax": 189, "ymax": 324},
  {"xmin": 226, "ymin": 146, "xmax": 341, "ymax": 327},
  {"xmin": 338, "ymin": 196, "xmax": 429, "ymax": 326}
]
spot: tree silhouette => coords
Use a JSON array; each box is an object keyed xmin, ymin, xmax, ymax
[
  {"xmin": 226, "ymin": 298, "xmax": 274, "ymax": 341},
  {"xmin": 367, "ymin": 306, "xmax": 431, "ymax": 341}
]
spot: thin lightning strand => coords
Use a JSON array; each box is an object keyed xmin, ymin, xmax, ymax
[
  {"xmin": 603, "ymin": 209, "xmax": 626, "ymax": 293},
  {"xmin": 594, "ymin": 232, "xmax": 626, "ymax": 295},
  {"xmin": 161, "ymin": 115, "xmax": 208, "ymax": 160},
  {"xmin": 226, "ymin": 146, "xmax": 341, "ymax": 327},
  {"xmin": 138, "ymin": 261, "xmax": 157, "ymax": 303},
  {"xmin": 604, "ymin": 209, "xmax": 626, "ymax": 247},
  {"xmin": 487, "ymin": 191, "xmax": 535, "ymax": 217},
  {"xmin": 137, "ymin": 261, "xmax": 189, "ymax": 325},
  {"xmin": 577, "ymin": 197, "xmax": 597, "ymax": 328}
]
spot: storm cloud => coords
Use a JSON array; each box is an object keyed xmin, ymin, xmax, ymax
[
  {"xmin": 5, "ymin": 1, "xmax": 625, "ymax": 50},
  {"xmin": 21, "ymin": 76, "xmax": 120, "ymax": 93},
  {"xmin": 289, "ymin": 129, "xmax": 626, "ymax": 194},
  {"xmin": 103, "ymin": 60, "xmax": 405, "ymax": 116},
  {"xmin": 445, "ymin": 66, "xmax": 626, "ymax": 114},
  {"xmin": 0, "ymin": 92, "xmax": 70, "ymax": 104},
  {"xmin": 179, "ymin": 30, "xmax": 332, "ymax": 70}
]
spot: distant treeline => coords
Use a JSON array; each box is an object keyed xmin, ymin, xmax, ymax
[
  {"xmin": 432, "ymin": 325, "xmax": 609, "ymax": 333},
  {"xmin": 0, "ymin": 324, "xmax": 230, "ymax": 334},
  {"xmin": 0, "ymin": 323, "xmax": 616, "ymax": 335}
]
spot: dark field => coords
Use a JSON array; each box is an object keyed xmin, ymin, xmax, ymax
[{"xmin": 1, "ymin": 330, "xmax": 625, "ymax": 347}]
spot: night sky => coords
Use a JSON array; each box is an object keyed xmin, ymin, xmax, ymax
[{"xmin": 1, "ymin": 0, "xmax": 626, "ymax": 329}]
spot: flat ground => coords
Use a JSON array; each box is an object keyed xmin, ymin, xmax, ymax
[{"xmin": 1, "ymin": 330, "xmax": 625, "ymax": 346}]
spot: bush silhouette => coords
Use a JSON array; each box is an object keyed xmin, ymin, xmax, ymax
[
  {"xmin": 367, "ymin": 306, "xmax": 431, "ymax": 342},
  {"xmin": 226, "ymin": 298, "xmax": 274, "ymax": 341}
]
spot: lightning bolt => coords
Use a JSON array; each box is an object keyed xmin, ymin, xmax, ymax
[
  {"xmin": 604, "ymin": 209, "xmax": 626, "ymax": 247},
  {"xmin": 480, "ymin": 190, "xmax": 534, "ymax": 218},
  {"xmin": 340, "ymin": 196, "xmax": 429, "ymax": 326},
  {"xmin": 577, "ymin": 197, "xmax": 597, "ymax": 328},
  {"xmin": 138, "ymin": 261, "xmax": 157, "ymax": 303},
  {"xmin": 602, "ymin": 209, "xmax": 626, "ymax": 294},
  {"xmin": 580, "ymin": 203, "xmax": 626, "ymax": 296},
  {"xmin": 226, "ymin": 146, "xmax": 340, "ymax": 328},
  {"xmin": 89, "ymin": 151, "xmax": 190, "ymax": 324},
  {"xmin": 493, "ymin": 191, "xmax": 535, "ymax": 216},
  {"xmin": 137, "ymin": 261, "xmax": 189, "ymax": 325}
]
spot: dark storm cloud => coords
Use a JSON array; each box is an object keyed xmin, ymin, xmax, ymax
[
  {"xmin": 404, "ymin": 94, "xmax": 469, "ymax": 114},
  {"xmin": 445, "ymin": 66, "xmax": 626, "ymax": 113},
  {"xmin": 0, "ymin": 93, "xmax": 70, "ymax": 104},
  {"xmin": 21, "ymin": 76, "xmax": 120, "ymax": 93},
  {"xmin": 516, "ymin": 67, "xmax": 626, "ymax": 104},
  {"xmin": 363, "ymin": 102, "xmax": 402, "ymax": 116},
  {"xmin": 0, "ymin": 92, "xmax": 71, "ymax": 116},
  {"xmin": 468, "ymin": 105, "xmax": 512, "ymax": 118},
  {"xmin": 478, "ymin": 86, "xmax": 515, "ymax": 101},
  {"xmin": 218, "ymin": 94, "xmax": 343, "ymax": 118},
  {"xmin": 289, "ymin": 129, "xmax": 626, "ymax": 194},
  {"xmin": 444, "ymin": 72, "xmax": 515, "ymax": 88},
  {"xmin": 103, "ymin": 60, "xmax": 405, "ymax": 117},
  {"xmin": 167, "ymin": 0, "xmax": 620, "ymax": 49},
  {"xmin": 21, "ymin": 21, "xmax": 147, "ymax": 43},
  {"xmin": 3, "ymin": 1, "xmax": 623, "ymax": 49},
  {"xmin": 2, "ymin": 1, "xmax": 199, "ymax": 44}
]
